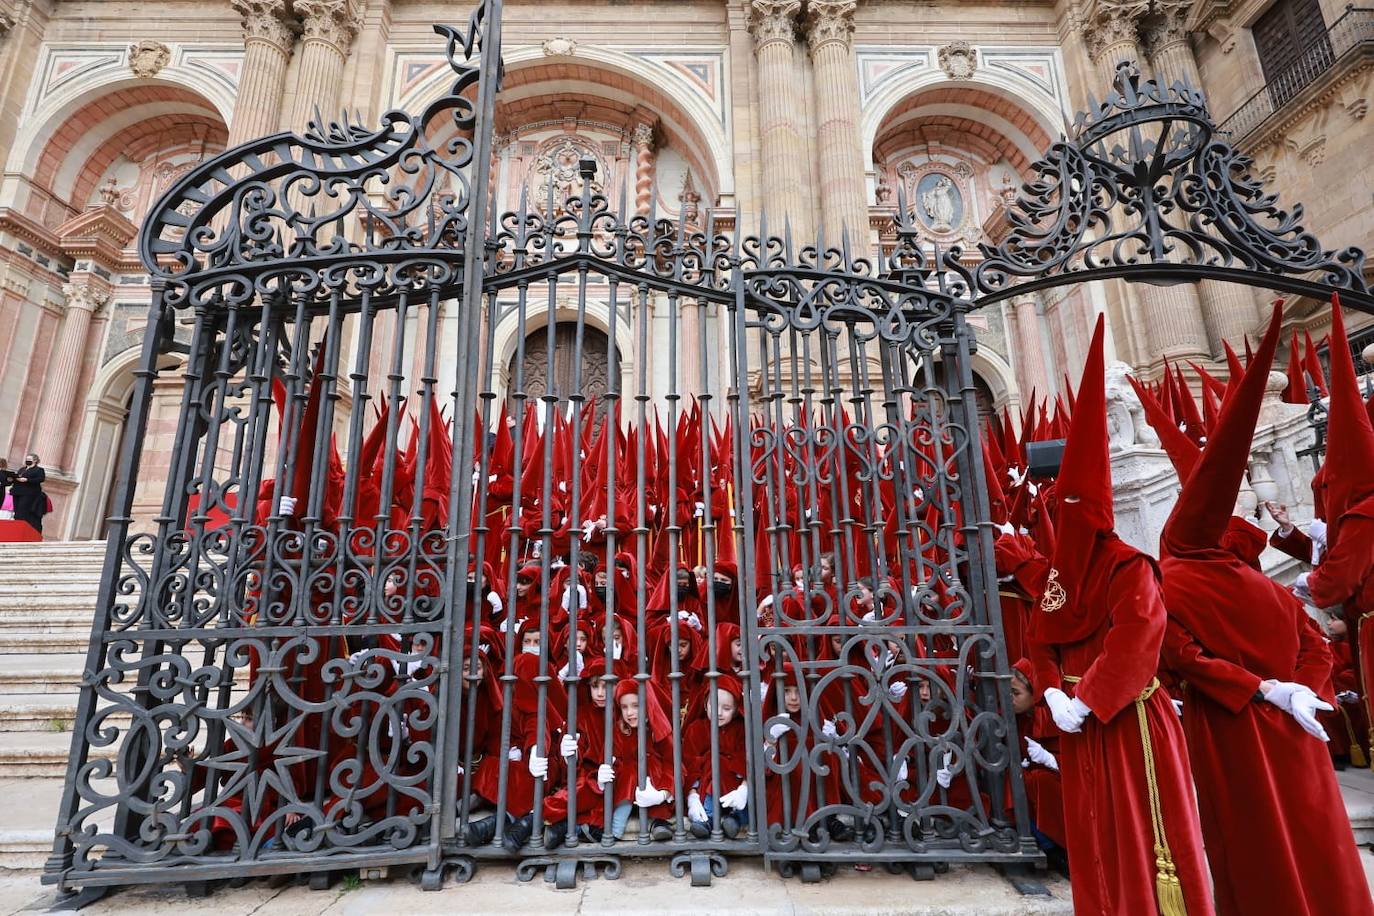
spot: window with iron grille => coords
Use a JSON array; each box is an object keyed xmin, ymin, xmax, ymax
[{"xmin": 1253, "ymin": 0, "xmax": 1334, "ymax": 108}]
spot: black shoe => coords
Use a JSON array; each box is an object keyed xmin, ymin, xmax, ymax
[
  {"xmin": 649, "ymin": 818, "xmax": 673, "ymax": 842},
  {"xmin": 464, "ymin": 815, "xmax": 499, "ymax": 847},
  {"xmin": 502, "ymin": 814, "xmax": 534, "ymax": 854},
  {"xmin": 545, "ymin": 820, "xmax": 570, "ymax": 851},
  {"xmin": 580, "ymin": 824, "xmax": 605, "ymax": 843},
  {"xmin": 688, "ymin": 819, "xmax": 709, "ymax": 840},
  {"xmin": 826, "ymin": 815, "xmax": 854, "ymax": 842},
  {"xmin": 721, "ymin": 813, "xmax": 740, "ymax": 839}
]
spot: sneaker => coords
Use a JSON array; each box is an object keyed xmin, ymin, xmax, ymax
[
  {"xmin": 688, "ymin": 819, "xmax": 709, "ymax": 840},
  {"xmin": 721, "ymin": 813, "xmax": 740, "ymax": 839},
  {"xmin": 649, "ymin": 818, "xmax": 673, "ymax": 842}
]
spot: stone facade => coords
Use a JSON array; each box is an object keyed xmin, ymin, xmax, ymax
[{"xmin": 0, "ymin": 0, "xmax": 1366, "ymax": 543}]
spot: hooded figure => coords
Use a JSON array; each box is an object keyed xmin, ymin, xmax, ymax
[
  {"xmin": 1303, "ymin": 296, "xmax": 1374, "ymax": 774},
  {"xmin": 1158, "ymin": 304, "xmax": 1371, "ymax": 916},
  {"xmin": 1027, "ymin": 315, "xmax": 1213, "ymax": 916}
]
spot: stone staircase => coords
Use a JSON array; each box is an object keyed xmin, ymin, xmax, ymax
[
  {"xmin": 1, "ymin": 540, "xmax": 1372, "ymax": 881},
  {"xmin": 0, "ymin": 541, "xmax": 108, "ymax": 873}
]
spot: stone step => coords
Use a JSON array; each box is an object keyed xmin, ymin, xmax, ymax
[
  {"xmin": 0, "ymin": 609, "xmax": 96, "ymax": 632},
  {"xmin": 0, "ymin": 731, "xmax": 114, "ymax": 778},
  {"xmin": 0, "ymin": 695, "xmax": 91, "ymax": 732},
  {"xmin": 0, "ymin": 654, "xmax": 84, "ymax": 695},
  {"xmin": 0, "ymin": 632, "xmax": 92, "ymax": 654}
]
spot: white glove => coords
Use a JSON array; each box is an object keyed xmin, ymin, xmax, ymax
[
  {"xmin": 1024, "ymin": 738, "xmax": 1058, "ymax": 772},
  {"xmin": 687, "ymin": 791, "xmax": 708, "ymax": 822},
  {"xmin": 1338, "ymin": 690, "xmax": 1361, "ymax": 705},
  {"xmin": 768, "ymin": 721, "xmax": 789, "ymax": 741},
  {"xmin": 934, "ymin": 752, "xmax": 952, "ymax": 789},
  {"xmin": 528, "ymin": 749, "xmax": 548, "ymax": 779},
  {"xmin": 634, "ymin": 780, "xmax": 669, "ymax": 808},
  {"xmin": 1292, "ymin": 573, "xmax": 1312, "ymax": 603},
  {"xmin": 896, "ymin": 759, "xmax": 909, "ymax": 783},
  {"xmin": 821, "ymin": 719, "xmax": 838, "ymax": 740},
  {"xmin": 560, "ymin": 732, "xmax": 579, "ymax": 759},
  {"xmin": 1172, "ymin": 699, "xmax": 1184, "ymax": 717},
  {"xmin": 1289, "ymin": 687, "xmax": 1334, "ymax": 741},
  {"xmin": 888, "ymin": 681, "xmax": 908, "ymax": 702},
  {"xmin": 1044, "ymin": 687, "xmax": 1090, "ymax": 734},
  {"xmin": 558, "ymin": 651, "xmax": 584, "ymax": 682},
  {"xmin": 597, "ymin": 762, "xmax": 615, "ymax": 787},
  {"xmin": 679, "ymin": 611, "xmax": 702, "ymax": 632},
  {"xmin": 694, "ymin": 501, "xmax": 705, "ymax": 519},
  {"xmin": 1308, "ymin": 518, "xmax": 1328, "ymax": 549},
  {"xmin": 508, "ymin": 746, "xmax": 522, "ymax": 762},
  {"xmin": 1261, "ymin": 680, "xmax": 1303, "ymax": 713},
  {"xmin": 719, "ymin": 783, "xmax": 748, "ymax": 811},
  {"xmin": 277, "ymin": 495, "xmax": 298, "ymax": 517}
]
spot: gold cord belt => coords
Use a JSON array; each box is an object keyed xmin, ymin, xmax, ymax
[{"xmin": 1062, "ymin": 675, "xmax": 1186, "ymax": 916}]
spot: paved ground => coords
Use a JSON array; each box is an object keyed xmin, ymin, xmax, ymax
[{"xmin": 0, "ymin": 861, "xmax": 1076, "ymax": 916}]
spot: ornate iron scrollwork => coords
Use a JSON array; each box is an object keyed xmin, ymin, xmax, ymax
[{"xmin": 972, "ymin": 62, "xmax": 1374, "ymax": 312}]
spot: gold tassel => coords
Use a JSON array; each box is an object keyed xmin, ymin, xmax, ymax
[
  {"xmin": 1135, "ymin": 682, "xmax": 1189, "ymax": 916},
  {"xmin": 1155, "ymin": 854, "xmax": 1188, "ymax": 916},
  {"xmin": 1342, "ymin": 707, "xmax": 1368, "ymax": 769}
]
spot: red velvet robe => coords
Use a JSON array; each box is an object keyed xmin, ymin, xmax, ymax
[
  {"xmin": 1029, "ymin": 547, "xmax": 1214, "ymax": 916},
  {"xmin": 1161, "ymin": 552, "xmax": 1373, "ymax": 916},
  {"xmin": 1309, "ymin": 510, "xmax": 1374, "ymax": 759}
]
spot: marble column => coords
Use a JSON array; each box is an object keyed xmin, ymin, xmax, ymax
[
  {"xmin": 632, "ymin": 123, "xmax": 656, "ymax": 216},
  {"xmin": 286, "ymin": 0, "xmax": 362, "ymax": 133},
  {"xmin": 1146, "ymin": 5, "xmax": 1261, "ymax": 360},
  {"xmin": 227, "ymin": 0, "xmax": 296, "ymax": 146},
  {"xmin": 748, "ymin": 0, "xmax": 810, "ymax": 236},
  {"xmin": 805, "ymin": 0, "xmax": 869, "ymax": 244},
  {"xmin": 32, "ymin": 281, "xmax": 109, "ymax": 471},
  {"xmin": 1083, "ymin": 6, "xmax": 1210, "ymax": 367},
  {"xmin": 1011, "ymin": 292, "xmax": 1051, "ymax": 398}
]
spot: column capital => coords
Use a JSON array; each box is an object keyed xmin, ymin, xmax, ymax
[
  {"xmin": 1081, "ymin": 0, "xmax": 1147, "ymax": 63},
  {"xmin": 60, "ymin": 281, "xmax": 110, "ymax": 315},
  {"xmin": 748, "ymin": 0, "xmax": 802, "ymax": 50},
  {"xmin": 294, "ymin": 0, "xmax": 362, "ymax": 54},
  {"xmin": 1140, "ymin": 1, "xmax": 1192, "ymax": 59},
  {"xmin": 230, "ymin": 0, "xmax": 296, "ymax": 51},
  {"xmin": 804, "ymin": 0, "xmax": 857, "ymax": 53},
  {"xmin": 631, "ymin": 121, "xmax": 655, "ymax": 152}
]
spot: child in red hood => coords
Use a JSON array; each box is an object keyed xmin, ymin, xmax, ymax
[{"xmin": 683, "ymin": 674, "xmax": 750, "ymax": 839}]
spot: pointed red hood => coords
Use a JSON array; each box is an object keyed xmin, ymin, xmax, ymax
[
  {"xmin": 1127, "ymin": 374, "xmax": 1199, "ymax": 481},
  {"xmin": 1034, "ymin": 314, "xmax": 1112, "ymax": 639},
  {"xmin": 1322, "ymin": 295, "xmax": 1374, "ymax": 542},
  {"xmin": 1283, "ymin": 332, "xmax": 1307, "ymax": 404},
  {"xmin": 1160, "ymin": 302, "xmax": 1283, "ymax": 557}
]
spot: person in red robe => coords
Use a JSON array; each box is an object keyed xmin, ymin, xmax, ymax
[
  {"xmin": 1007, "ymin": 659, "xmax": 1067, "ymax": 871},
  {"xmin": 1027, "ymin": 315, "xmax": 1213, "ymax": 916},
  {"xmin": 1157, "ymin": 304, "xmax": 1373, "ymax": 916},
  {"xmin": 683, "ymin": 673, "xmax": 750, "ymax": 838},
  {"xmin": 1301, "ymin": 298, "xmax": 1374, "ymax": 763}
]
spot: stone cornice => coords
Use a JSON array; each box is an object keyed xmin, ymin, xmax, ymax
[
  {"xmin": 55, "ymin": 206, "xmax": 138, "ymax": 269},
  {"xmin": 805, "ymin": 0, "xmax": 857, "ymax": 53},
  {"xmin": 748, "ymin": 0, "xmax": 802, "ymax": 50},
  {"xmin": 0, "ymin": 207, "xmax": 60, "ymax": 256}
]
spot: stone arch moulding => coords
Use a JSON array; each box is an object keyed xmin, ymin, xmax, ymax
[
  {"xmin": 859, "ymin": 56, "xmax": 1067, "ymax": 175},
  {"xmin": 394, "ymin": 43, "xmax": 734, "ymax": 201},
  {"xmin": 488, "ymin": 296, "xmax": 637, "ymax": 411},
  {"xmin": 7, "ymin": 42, "xmax": 238, "ymax": 177},
  {"xmin": 968, "ymin": 347, "xmax": 1018, "ymax": 414}
]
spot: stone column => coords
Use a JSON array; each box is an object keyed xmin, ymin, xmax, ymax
[
  {"xmin": 1145, "ymin": 4, "xmax": 1262, "ymax": 360},
  {"xmin": 632, "ymin": 123, "xmax": 656, "ymax": 216},
  {"xmin": 286, "ymin": 0, "xmax": 362, "ymax": 132},
  {"xmin": 227, "ymin": 0, "xmax": 296, "ymax": 146},
  {"xmin": 32, "ymin": 281, "xmax": 109, "ymax": 470},
  {"xmin": 805, "ymin": 0, "xmax": 869, "ymax": 244},
  {"xmin": 749, "ymin": 0, "xmax": 810, "ymax": 236},
  {"xmin": 1082, "ymin": 5, "xmax": 1210, "ymax": 368},
  {"xmin": 1011, "ymin": 292, "xmax": 1051, "ymax": 398}
]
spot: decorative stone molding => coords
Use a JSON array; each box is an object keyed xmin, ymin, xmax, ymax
[
  {"xmin": 1080, "ymin": 0, "xmax": 1149, "ymax": 62},
  {"xmin": 541, "ymin": 37, "xmax": 577, "ymax": 57},
  {"xmin": 294, "ymin": 0, "xmax": 361, "ymax": 53},
  {"xmin": 748, "ymin": 0, "xmax": 802, "ymax": 50},
  {"xmin": 229, "ymin": 0, "xmax": 295, "ymax": 50},
  {"xmin": 61, "ymin": 281, "xmax": 111, "ymax": 316},
  {"xmin": 804, "ymin": 0, "xmax": 856, "ymax": 52},
  {"xmin": 937, "ymin": 41, "xmax": 978, "ymax": 81},
  {"xmin": 1140, "ymin": 3, "xmax": 1190, "ymax": 60},
  {"xmin": 127, "ymin": 40, "xmax": 171, "ymax": 78}
]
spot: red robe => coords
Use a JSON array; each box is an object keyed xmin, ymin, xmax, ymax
[
  {"xmin": 1029, "ymin": 545, "xmax": 1214, "ymax": 916},
  {"xmin": 1309, "ymin": 509, "xmax": 1374, "ymax": 754},
  {"xmin": 1161, "ymin": 552, "xmax": 1373, "ymax": 916}
]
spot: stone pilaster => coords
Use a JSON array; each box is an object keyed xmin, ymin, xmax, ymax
[
  {"xmin": 228, "ymin": 0, "xmax": 296, "ymax": 146},
  {"xmin": 805, "ymin": 0, "xmax": 868, "ymax": 243},
  {"xmin": 32, "ymin": 281, "xmax": 109, "ymax": 471},
  {"xmin": 287, "ymin": 0, "xmax": 362, "ymax": 132},
  {"xmin": 748, "ymin": 0, "xmax": 810, "ymax": 236}
]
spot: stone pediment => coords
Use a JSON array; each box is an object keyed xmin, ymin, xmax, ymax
[{"xmin": 55, "ymin": 205, "xmax": 138, "ymax": 267}]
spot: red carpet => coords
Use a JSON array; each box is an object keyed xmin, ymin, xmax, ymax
[{"xmin": 0, "ymin": 521, "xmax": 41, "ymax": 543}]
